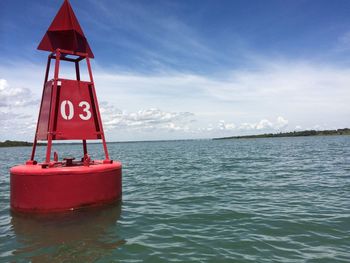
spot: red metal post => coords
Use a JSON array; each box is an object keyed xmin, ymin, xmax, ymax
[
  {"xmin": 86, "ymin": 56, "xmax": 94, "ymax": 83},
  {"xmin": 75, "ymin": 61, "xmax": 80, "ymax": 81},
  {"xmin": 86, "ymin": 57, "xmax": 110, "ymax": 161},
  {"xmin": 83, "ymin": 140, "xmax": 87, "ymax": 155},
  {"xmin": 30, "ymin": 55, "xmax": 52, "ymax": 161},
  {"xmin": 75, "ymin": 60, "xmax": 87, "ymax": 155},
  {"xmin": 45, "ymin": 50, "xmax": 61, "ymax": 163}
]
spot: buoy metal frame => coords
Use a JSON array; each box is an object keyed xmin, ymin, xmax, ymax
[
  {"xmin": 10, "ymin": 49, "xmax": 122, "ymax": 213},
  {"xmin": 30, "ymin": 48, "xmax": 110, "ymax": 164}
]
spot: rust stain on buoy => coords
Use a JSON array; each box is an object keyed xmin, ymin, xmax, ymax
[{"xmin": 10, "ymin": 0, "xmax": 122, "ymax": 213}]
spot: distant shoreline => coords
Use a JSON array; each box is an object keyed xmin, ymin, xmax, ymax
[
  {"xmin": 213, "ymin": 128, "xmax": 350, "ymax": 140},
  {"xmin": 0, "ymin": 140, "xmax": 46, "ymax": 148},
  {"xmin": 1, "ymin": 129, "xmax": 349, "ymax": 148}
]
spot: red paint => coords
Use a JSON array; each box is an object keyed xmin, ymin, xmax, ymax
[
  {"xmin": 36, "ymin": 80, "xmax": 53, "ymax": 140},
  {"xmin": 38, "ymin": 0, "xmax": 94, "ymax": 58},
  {"xmin": 37, "ymin": 79, "xmax": 102, "ymax": 140},
  {"xmin": 33, "ymin": 50, "xmax": 110, "ymax": 163},
  {"xmin": 11, "ymin": 162, "xmax": 122, "ymax": 212},
  {"xmin": 32, "ymin": 0, "xmax": 110, "ymax": 164},
  {"xmin": 10, "ymin": 0, "xmax": 122, "ymax": 213}
]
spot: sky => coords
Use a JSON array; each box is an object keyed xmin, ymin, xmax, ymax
[{"xmin": 0, "ymin": 0, "xmax": 350, "ymax": 141}]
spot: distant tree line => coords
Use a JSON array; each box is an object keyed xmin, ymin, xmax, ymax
[
  {"xmin": 0, "ymin": 140, "xmax": 46, "ymax": 148},
  {"xmin": 214, "ymin": 128, "xmax": 350, "ymax": 140}
]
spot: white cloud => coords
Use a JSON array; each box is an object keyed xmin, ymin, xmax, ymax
[
  {"xmin": 0, "ymin": 79, "xmax": 37, "ymax": 107},
  {"xmin": 100, "ymin": 102, "xmax": 194, "ymax": 132},
  {"xmin": 0, "ymin": 57, "xmax": 349, "ymax": 141},
  {"xmin": 233, "ymin": 117, "xmax": 288, "ymax": 132},
  {"xmin": 275, "ymin": 116, "xmax": 288, "ymax": 129},
  {"xmin": 218, "ymin": 120, "xmax": 236, "ymax": 131},
  {"xmin": 203, "ymin": 61, "xmax": 350, "ymax": 108},
  {"xmin": 255, "ymin": 119, "xmax": 273, "ymax": 130},
  {"xmin": 0, "ymin": 79, "xmax": 37, "ymax": 140},
  {"xmin": 89, "ymin": 60, "xmax": 350, "ymax": 120}
]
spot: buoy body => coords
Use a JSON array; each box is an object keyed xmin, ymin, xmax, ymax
[
  {"xmin": 10, "ymin": 161, "xmax": 122, "ymax": 212},
  {"xmin": 9, "ymin": 0, "xmax": 123, "ymax": 213}
]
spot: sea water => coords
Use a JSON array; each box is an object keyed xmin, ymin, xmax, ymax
[{"xmin": 0, "ymin": 136, "xmax": 349, "ymax": 262}]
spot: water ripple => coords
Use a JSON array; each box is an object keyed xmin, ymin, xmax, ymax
[{"xmin": 0, "ymin": 136, "xmax": 350, "ymax": 262}]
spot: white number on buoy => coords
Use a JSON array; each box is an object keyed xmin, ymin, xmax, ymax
[
  {"xmin": 60, "ymin": 100, "xmax": 74, "ymax": 120},
  {"xmin": 60, "ymin": 100, "xmax": 92, "ymax": 120},
  {"xmin": 79, "ymin": 101, "xmax": 92, "ymax": 120}
]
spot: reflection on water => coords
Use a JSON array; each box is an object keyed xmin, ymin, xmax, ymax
[{"xmin": 10, "ymin": 203, "xmax": 125, "ymax": 262}]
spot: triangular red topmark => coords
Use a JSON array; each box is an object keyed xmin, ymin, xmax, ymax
[{"xmin": 37, "ymin": 0, "xmax": 94, "ymax": 58}]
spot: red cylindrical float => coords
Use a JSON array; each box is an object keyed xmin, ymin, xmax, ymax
[{"xmin": 11, "ymin": 162, "xmax": 122, "ymax": 212}]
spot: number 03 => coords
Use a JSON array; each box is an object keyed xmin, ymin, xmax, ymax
[{"xmin": 60, "ymin": 100, "xmax": 92, "ymax": 121}]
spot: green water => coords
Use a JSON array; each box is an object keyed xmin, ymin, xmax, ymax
[{"xmin": 0, "ymin": 136, "xmax": 349, "ymax": 262}]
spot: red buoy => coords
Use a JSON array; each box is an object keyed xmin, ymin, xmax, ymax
[{"xmin": 10, "ymin": 0, "xmax": 122, "ymax": 213}]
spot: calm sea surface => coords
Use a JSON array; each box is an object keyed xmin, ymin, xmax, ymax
[{"xmin": 0, "ymin": 136, "xmax": 349, "ymax": 262}]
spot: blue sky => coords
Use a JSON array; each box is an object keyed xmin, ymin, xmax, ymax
[{"xmin": 1, "ymin": 0, "xmax": 350, "ymax": 141}]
